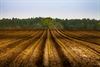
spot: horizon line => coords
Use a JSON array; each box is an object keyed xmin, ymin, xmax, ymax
[{"xmin": 0, "ymin": 16, "xmax": 100, "ymax": 20}]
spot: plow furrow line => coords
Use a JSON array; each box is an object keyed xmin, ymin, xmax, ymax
[
  {"xmin": 0, "ymin": 31, "xmax": 43, "ymax": 67},
  {"xmin": 55, "ymin": 29, "xmax": 100, "ymax": 66},
  {"xmin": 44, "ymin": 29, "xmax": 62, "ymax": 67}
]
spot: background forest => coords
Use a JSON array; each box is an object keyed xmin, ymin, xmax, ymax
[{"xmin": 0, "ymin": 17, "xmax": 100, "ymax": 30}]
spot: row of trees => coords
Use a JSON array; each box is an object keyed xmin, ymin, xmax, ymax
[
  {"xmin": 62, "ymin": 19, "xmax": 100, "ymax": 30},
  {"xmin": 0, "ymin": 17, "xmax": 100, "ymax": 30}
]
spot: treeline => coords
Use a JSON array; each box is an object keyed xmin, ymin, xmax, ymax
[{"xmin": 0, "ymin": 17, "xmax": 100, "ymax": 30}]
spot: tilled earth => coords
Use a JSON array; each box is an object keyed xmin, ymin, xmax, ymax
[{"xmin": 0, "ymin": 29, "xmax": 100, "ymax": 67}]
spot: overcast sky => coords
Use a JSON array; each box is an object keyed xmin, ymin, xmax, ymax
[{"xmin": 0, "ymin": 0, "xmax": 100, "ymax": 19}]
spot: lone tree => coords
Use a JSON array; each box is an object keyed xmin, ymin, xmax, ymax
[{"xmin": 41, "ymin": 17, "xmax": 55, "ymax": 29}]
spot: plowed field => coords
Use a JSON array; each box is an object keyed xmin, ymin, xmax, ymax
[{"xmin": 0, "ymin": 29, "xmax": 100, "ymax": 67}]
